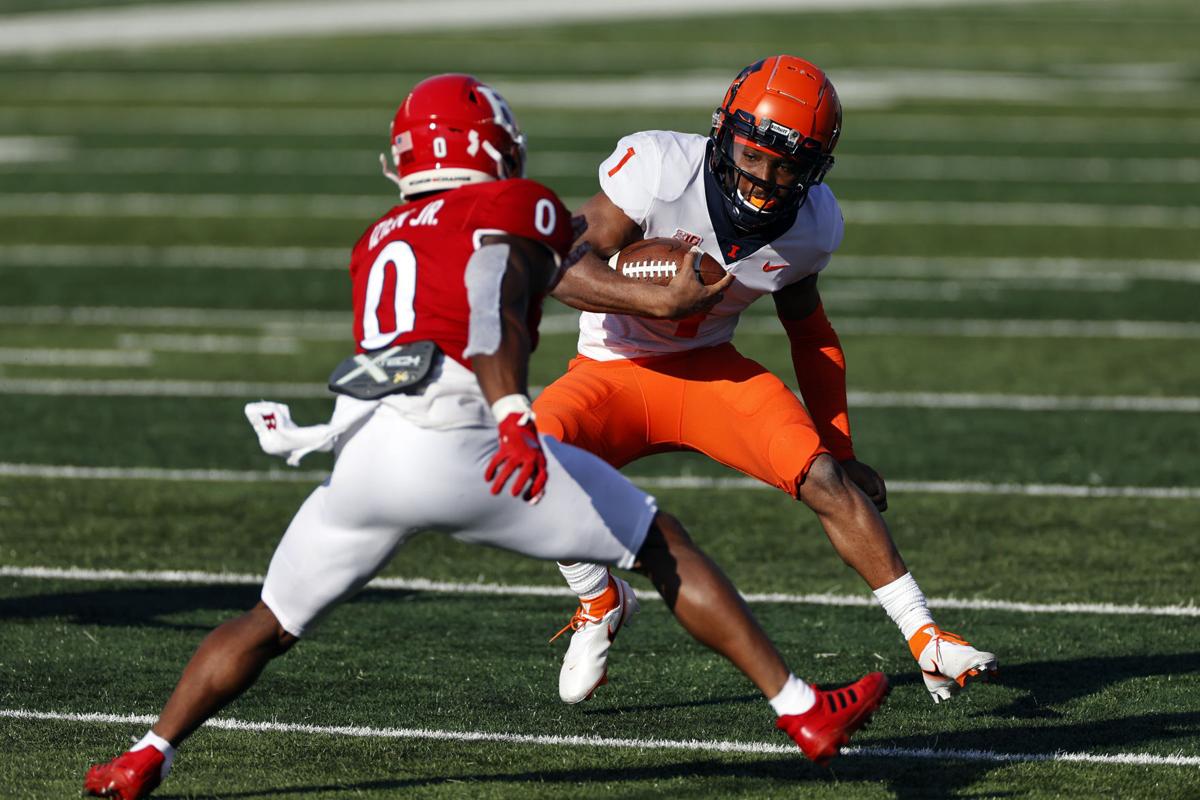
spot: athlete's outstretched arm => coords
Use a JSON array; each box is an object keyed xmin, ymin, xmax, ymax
[
  {"xmin": 774, "ymin": 276, "xmax": 887, "ymax": 510},
  {"xmin": 551, "ymin": 192, "xmax": 731, "ymax": 319},
  {"xmin": 467, "ymin": 234, "xmax": 553, "ymax": 406},
  {"xmin": 468, "ymin": 234, "xmax": 558, "ymax": 501}
]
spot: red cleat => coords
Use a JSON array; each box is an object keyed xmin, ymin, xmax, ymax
[
  {"xmin": 776, "ymin": 672, "xmax": 890, "ymax": 765},
  {"xmin": 83, "ymin": 747, "xmax": 164, "ymax": 799}
]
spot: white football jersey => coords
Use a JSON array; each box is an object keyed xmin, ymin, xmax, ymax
[{"xmin": 577, "ymin": 130, "xmax": 844, "ymax": 361}]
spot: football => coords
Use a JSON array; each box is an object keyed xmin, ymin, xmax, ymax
[{"xmin": 612, "ymin": 237, "xmax": 727, "ymax": 286}]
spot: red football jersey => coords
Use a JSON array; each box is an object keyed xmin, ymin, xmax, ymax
[{"xmin": 348, "ymin": 179, "xmax": 574, "ymax": 368}]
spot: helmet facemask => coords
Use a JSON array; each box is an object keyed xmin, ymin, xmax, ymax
[{"xmin": 709, "ymin": 107, "xmax": 835, "ymax": 231}]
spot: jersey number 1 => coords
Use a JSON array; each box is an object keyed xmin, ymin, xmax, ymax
[{"xmin": 361, "ymin": 241, "xmax": 417, "ymax": 350}]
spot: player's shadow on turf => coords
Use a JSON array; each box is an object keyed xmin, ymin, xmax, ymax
[
  {"xmin": 579, "ymin": 692, "xmax": 763, "ymax": 715},
  {"xmin": 0, "ymin": 585, "xmax": 347, "ymax": 631},
  {"xmin": 888, "ymin": 652, "xmax": 1200, "ymax": 719},
  {"xmin": 879, "ymin": 710, "xmax": 1200, "ymax": 799},
  {"xmin": 156, "ymin": 710, "xmax": 1200, "ymax": 800},
  {"xmin": 148, "ymin": 756, "xmax": 1015, "ymax": 799}
]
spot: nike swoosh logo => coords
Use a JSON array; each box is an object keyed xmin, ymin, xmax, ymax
[{"xmin": 762, "ymin": 262, "xmax": 787, "ymax": 272}]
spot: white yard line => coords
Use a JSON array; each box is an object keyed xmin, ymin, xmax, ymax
[
  {"xmin": 0, "ymin": 305, "xmax": 346, "ymax": 329},
  {"xmin": 12, "ymin": 146, "xmax": 1197, "ymax": 185},
  {"xmin": 0, "ymin": 244, "xmax": 348, "ymax": 270},
  {"xmin": 2, "ymin": 71, "xmax": 1193, "ymax": 112},
  {"xmin": 0, "ymin": 135, "xmax": 73, "ymax": 163},
  {"xmin": 727, "ymin": 316, "xmax": 1200, "ymax": 340},
  {"xmin": 844, "ymin": 391, "xmax": 1200, "ymax": 413},
  {"xmin": 1, "ymin": 709, "xmax": 1197, "ymax": 766},
  {"xmin": 1, "ymin": 463, "xmax": 1197, "ymax": 501},
  {"xmin": 5, "ymin": 305, "xmax": 1200, "ymax": 341},
  {"xmin": 1, "ymin": 377, "xmax": 1197, "ymax": 412},
  {"xmin": 0, "ymin": 193, "xmax": 1195, "ymax": 229},
  {"xmin": 6, "ymin": 107, "xmax": 1199, "ymax": 142},
  {"xmin": 114, "ymin": 333, "xmax": 301, "ymax": 355},
  {"xmin": 840, "ymin": 200, "xmax": 1200, "ymax": 229},
  {"xmin": 0, "ymin": 379, "xmax": 330, "ymax": 398},
  {"xmin": 2, "ymin": 566, "xmax": 1197, "ymax": 618},
  {"xmin": 8, "ymin": 245, "xmax": 1199, "ymax": 285},
  {"xmin": 832, "ymin": 256, "xmax": 1200, "ymax": 284},
  {"xmin": 0, "ymin": 464, "xmax": 330, "ymax": 482},
  {"xmin": 0, "ymin": 348, "xmax": 151, "ymax": 368},
  {"xmin": 0, "ymin": 0, "xmax": 1091, "ymax": 55}
]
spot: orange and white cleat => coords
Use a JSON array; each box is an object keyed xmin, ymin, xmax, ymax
[
  {"xmin": 83, "ymin": 747, "xmax": 165, "ymax": 799},
  {"xmin": 908, "ymin": 624, "xmax": 998, "ymax": 703},
  {"xmin": 777, "ymin": 672, "xmax": 890, "ymax": 765},
  {"xmin": 552, "ymin": 575, "xmax": 639, "ymax": 704}
]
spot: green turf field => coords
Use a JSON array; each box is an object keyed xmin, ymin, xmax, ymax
[{"xmin": 1, "ymin": 0, "xmax": 1199, "ymax": 797}]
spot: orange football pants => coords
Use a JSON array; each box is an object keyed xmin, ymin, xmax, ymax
[{"xmin": 533, "ymin": 343, "xmax": 828, "ymax": 498}]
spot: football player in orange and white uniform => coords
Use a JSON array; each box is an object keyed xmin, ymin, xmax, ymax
[
  {"xmin": 83, "ymin": 73, "xmax": 891, "ymax": 800},
  {"xmin": 539, "ymin": 56, "xmax": 998, "ymax": 706}
]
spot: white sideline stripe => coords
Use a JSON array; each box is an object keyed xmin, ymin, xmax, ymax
[
  {"xmin": 0, "ymin": 0, "xmax": 1091, "ymax": 55},
  {"xmin": 4, "ymin": 709, "xmax": 1197, "ymax": 768},
  {"xmin": 6, "ymin": 306, "xmax": 1200, "ymax": 341},
  {"xmin": 2, "ymin": 378, "xmax": 1198, "ymax": 412},
  {"xmin": 0, "ymin": 193, "xmax": 1194, "ymax": 229},
  {"xmin": 0, "ymin": 348, "xmax": 152, "ymax": 367},
  {"xmin": 3, "ymin": 566, "xmax": 1199, "ymax": 619},
  {"xmin": 1, "ymin": 463, "xmax": 1197, "ymax": 502}
]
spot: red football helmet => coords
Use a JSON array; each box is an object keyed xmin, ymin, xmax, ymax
[
  {"xmin": 381, "ymin": 74, "xmax": 526, "ymax": 199},
  {"xmin": 708, "ymin": 56, "xmax": 841, "ymax": 229}
]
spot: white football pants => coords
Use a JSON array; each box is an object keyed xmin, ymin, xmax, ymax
[{"xmin": 261, "ymin": 404, "xmax": 656, "ymax": 636}]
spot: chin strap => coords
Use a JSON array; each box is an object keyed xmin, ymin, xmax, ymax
[{"xmin": 379, "ymin": 152, "xmax": 404, "ymax": 194}]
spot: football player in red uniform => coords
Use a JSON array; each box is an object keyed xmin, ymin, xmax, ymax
[
  {"xmin": 537, "ymin": 56, "xmax": 999, "ymax": 706},
  {"xmin": 83, "ymin": 74, "xmax": 888, "ymax": 800}
]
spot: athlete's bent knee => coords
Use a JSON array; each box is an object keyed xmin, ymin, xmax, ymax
[
  {"xmin": 798, "ymin": 454, "xmax": 853, "ymax": 512},
  {"xmin": 249, "ymin": 601, "xmax": 299, "ymax": 655}
]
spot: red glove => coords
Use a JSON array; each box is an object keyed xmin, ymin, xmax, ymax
[{"xmin": 485, "ymin": 409, "xmax": 547, "ymax": 503}]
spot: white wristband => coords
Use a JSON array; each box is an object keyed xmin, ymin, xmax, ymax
[{"xmin": 491, "ymin": 393, "xmax": 534, "ymax": 424}]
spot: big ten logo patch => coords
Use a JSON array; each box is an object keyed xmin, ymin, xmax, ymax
[{"xmin": 673, "ymin": 229, "xmax": 702, "ymax": 247}]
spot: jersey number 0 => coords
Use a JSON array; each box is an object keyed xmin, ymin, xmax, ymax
[{"xmin": 361, "ymin": 240, "xmax": 417, "ymax": 350}]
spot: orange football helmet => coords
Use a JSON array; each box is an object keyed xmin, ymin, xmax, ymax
[
  {"xmin": 381, "ymin": 73, "xmax": 526, "ymax": 199},
  {"xmin": 709, "ymin": 55, "xmax": 841, "ymax": 229}
]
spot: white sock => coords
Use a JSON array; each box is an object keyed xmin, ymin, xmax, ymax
[
  {"xmin": 558, "ymin": 562, "xmax": 610, "ymax": 600},
  {"xmin": 133, "ymin": 730, "xmax": 175, "ymax": 780},
  {"xmin": 873, "ymin": 572, "xmax": 935, "ymax": 641},
  {"xmin": 768, "ymin": 674, "xmax": 817, "ymax": 716}
]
